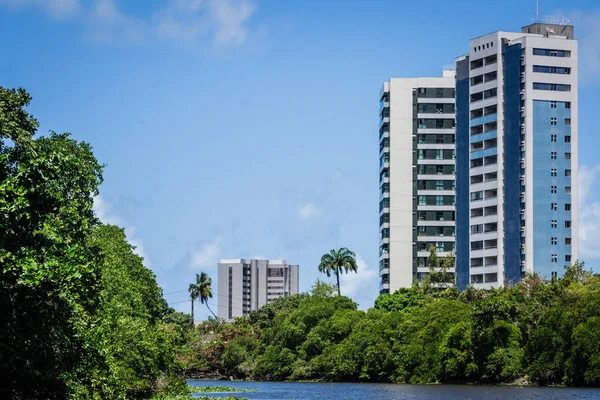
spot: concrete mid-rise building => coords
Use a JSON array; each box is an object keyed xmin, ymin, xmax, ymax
[
  {"xmin": 379, "ymin": 71, "xmax": 457, "ymax": 294},
  {"xmin": 455, "ymin": 22, "xmax": 578, "ymax": 289},
  {"xmin": 217, "ymin": 259, "xmax": 299, "ymax": 321}
]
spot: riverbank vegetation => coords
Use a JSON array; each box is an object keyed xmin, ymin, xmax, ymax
[
  {"xmin": 178, "ymin": 263, "xmax": 600, "ymax": 387},
  {"xmin": 0, "ymin": 88, "xmax": 191, "ymax": 398}
]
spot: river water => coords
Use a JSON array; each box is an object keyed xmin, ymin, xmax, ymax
[{"xmin": 189, "ymin": 380, "xmax": 600, "ymax": 400}]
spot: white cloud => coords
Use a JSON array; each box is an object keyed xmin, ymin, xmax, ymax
[
  {"xmin": 209, "ymin": 0, "xmax": 255, "ymax": 45},
  {"xmin": 579, "ymin": 165, "xmax": 600, "ymax": 260},
  {"xmin": 0, "ymin": 0, "xmax": 259, "ymax": 46},
  {"xmin": 84, "ymin": 0, "xmax": 146, "ymax": 43},
  {"xmin": 155, "ymin": 0, "xmax": 256, "ymax": 44},
  {"xmin": 189, "ymin": 236, "xmax": 222, "ymax": 270},
  {"xmin": 0, "ymin": 0, "xmax": 80, "ymax": 18},
  {"xmin": 297, "ymin": 203, "xmax": 319, "ymax": 220},
  {"xmin": 93, "ymin": 195, "xmax": 151, "ymax": 266},
  {"xmin": 339, "ymin": 255, "xmax": 378, "ymax": 310}
]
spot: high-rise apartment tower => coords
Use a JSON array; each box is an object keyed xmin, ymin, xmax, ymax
[
  {"xmin": 455, "ymin": 23, "xmax": 578, "ymax": 289},
  {"xmin": 379, "ymin": 71, "xmax": 457, "ymax": 294},
  {"xmin": 217, "ymin": 259, "xmax": 299, "ymax": 321}
]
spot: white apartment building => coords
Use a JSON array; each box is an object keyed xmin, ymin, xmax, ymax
[
  {"xmin": 455, "ymin": 22, "xmax": 578, "ymax": 289},
  {"xmin": 379, "ymin": 71, "xmax": 457, "ymax": 294},
  {"xmin": 217, "ymin": 259, "xmax": 299, "ymax": 321}
]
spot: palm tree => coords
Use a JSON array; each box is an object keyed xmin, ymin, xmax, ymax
[
  {"xmin": 318, "ymin": 247, "xmax": 358, "ymax": 296},
  {"xmin": 188, "ymin": 272, "xmax": 217, "ymax": 325}
]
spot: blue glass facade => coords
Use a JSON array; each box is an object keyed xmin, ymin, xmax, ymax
[
  {"xmin": 502, "ymin": 41, "xmax": 523, "ymax": 286},
  {"xmin": 532, "ymin": 100, "xmax": 572, "ymax": 279},
  {"xmin": 455, "ymin": 58, "xmax": 470, "ymax": 290}
]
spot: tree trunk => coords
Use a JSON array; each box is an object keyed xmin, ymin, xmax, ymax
[
  {"xmin": 191, "ymin": 298, "xmax": 195, "ymax": 326},
  {"xmin": 336, "ymin": 269, "xmax": 341, "ymax": 296},
  {"xmin": 206, "ymin": 302, "xmax": 218, "ymax": 321}
]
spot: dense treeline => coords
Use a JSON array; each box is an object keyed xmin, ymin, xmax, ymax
[
  {"xmin": 0, "ymin": 87, "xmax": 189, "ymax": 398},
  {"xmin": 180, "ymin": 268, "xmax": 600, "ymax": 386}
]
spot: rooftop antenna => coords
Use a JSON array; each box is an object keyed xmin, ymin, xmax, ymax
[{"xmin": 536, "ymin": 0, "xmax": 539, "ymax": 22}]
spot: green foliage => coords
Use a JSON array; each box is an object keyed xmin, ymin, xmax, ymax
[
  {"xmin": 188, "ymin": 385, "xmax": 257, "ymax": 393},
  {"xmin": 87, "ymin": 224, "xmax": 181, "ymax": 398},
  {"xmin": 310, "ymin": 279, "xmax": 337, "ymax": 297},
  {"xmin": 318, "ymin": 247, "xmax": 358, "ymax": 296},
  {"xmin": 419, "ymin": 246, "xmax": 456, "ymax": 292},
  {"xmin": 0, "ymin": 87, "xmax": 184, "ymax": 398},
  {"xmin": 151, "ymin": 395, "xmax": 247, "ymax": 400},
  {"xmin": 1, "ymin": 87, "xmax": 106, "ymax": 398},
  {"xmin": 189, "ymin": 272, "xmax": 217, "ymax": 323},
  {"xmin": 374, "ymin": 287, "xmax": 424, "ymax": 312},
  {"xmin": 184, "ymin": 260, "xmax": 600, "ymax": 387}
]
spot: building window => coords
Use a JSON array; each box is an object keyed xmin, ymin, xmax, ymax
[
  {"xmin": 551, "ymin": 151, "xmax": 557, "ymax": 160},
  {"xmin": 551, "ymin": 186, "xmax": 557, "ymax": 194},
  {"xmin": 565, "ymin": 152, "xmax": 571, "ymax": 160},
  {"xmin": 565, "ymin": 169, "xmax": 571, "ymax": 177},
  {"xmin": 552, "ymin": 271, "xmax": 558, "ymax": 280},
  {"xmin": 565, "ymin": 238, "xmax": 572, "ymax": 246},
  {"xmin": 533, "ymin": 48, "xmax": 570, "ymax": 57},
  {"xmin": 551, "ymin": 203, "xmax": 557, "ymax": 211},
  {"xmin": 551, "ymin": 237, "xmax": 557, "ymax": 245},
  {"xmin": 565, "ymin": 118, "xmax": 571, "ymax": 126},
  {"xmin": 565, "ymin": 220, "xmax": 571, "ymax": 228},
  {"xmin": 565, "ymin": 255, "xmax": 572, "ymax": 262},
  {"xmin": 565, "ymin": 136, "xmax": 571, "ymax": 143},
  {"xmin": 533, "ymin": 65, "xmax": 571, "ymax": 74},
  {"xmin": 533, "ymin": 82, "xmax": 571, "ymax": 91},
  {"xmin": 551, "ymin": 117, "xmax": 557, "ymax": 126},
  {"xmin": 551, "ymin": 220, "xmax": 557, "ymax": 228},
  {"xmin": 471, "ymin": 191, "xmax": 483, "ymax": 201},
  {"xmin": 565, "ymin": 102, "xmax": 571, "ymax": 109},
  {"xmin": 551, "ymin": 169, "xmax": 557, "ymax": 177},
  {"xmin": 551, "ymin": 134, "xmax": 557, "ymax": 142},
  {"xmin": 565, "ymin": 203, "xmax": 571, "ymax": 211},
  {"xmin": 551, "ymin": 254, "xmax": 558, "ymax": 263},
  {"xmin": 565, "ymin": 186, "xmax": 571, "ymax": 194},
  {"xmin": 550, "ymin": 101, "xmax": 557, "ymax": 108}
]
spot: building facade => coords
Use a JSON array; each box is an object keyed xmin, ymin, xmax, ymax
[
  {"xmin": 217, "ymin": 259, "xmax": 299, "ymax": 321},
  {"xmin": 379, "ymin": 71, "xmax": 457, "ymax": 294},
  {"xmin": 456, "ymin": 23, "xmax": 578, "ymax": 289}
]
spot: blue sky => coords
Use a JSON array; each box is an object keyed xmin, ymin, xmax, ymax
[{"xmin": 2, "ymin": 0, "xmax": 600, "ymax": 320}]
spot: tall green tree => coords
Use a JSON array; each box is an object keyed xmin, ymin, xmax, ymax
[
  {"xmin": 420, "ymin": 246, "xmax": 456, "ymax": 292},
  {"xmin": 189, "ymin": 272, "xmax": 217, "ymax": 322},
  {"xmin": 87, "ymin": 224, "xmax": 178, "ymax": 398},
  {"xmin": 0, "ymin": 87, "xmax": 105, "ymax": 398},
  {"xmin": 318, "ymin": 247, "xmax": 358, "ymax": 296}
]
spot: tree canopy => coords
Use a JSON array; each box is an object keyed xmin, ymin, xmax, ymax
[{"xmin": 0, "ymin": 87, "xmax": 188, "ymax": 399}]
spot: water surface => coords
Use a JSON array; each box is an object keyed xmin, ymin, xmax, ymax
[{"xmin": 189, "ymin": 380, "xmax": 600, "ymax": 400}]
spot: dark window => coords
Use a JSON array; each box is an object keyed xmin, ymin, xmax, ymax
[
  {"xmin": 533, "ymin": 48, "xmax": 570, "ymax": 57},
  {"xmin": 533, "ymin": 82, "xmax": 571, "ymax": 91},
  {"xmin": 533, "ymin": 65, "xmax": 571, "ymax": 74}
]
